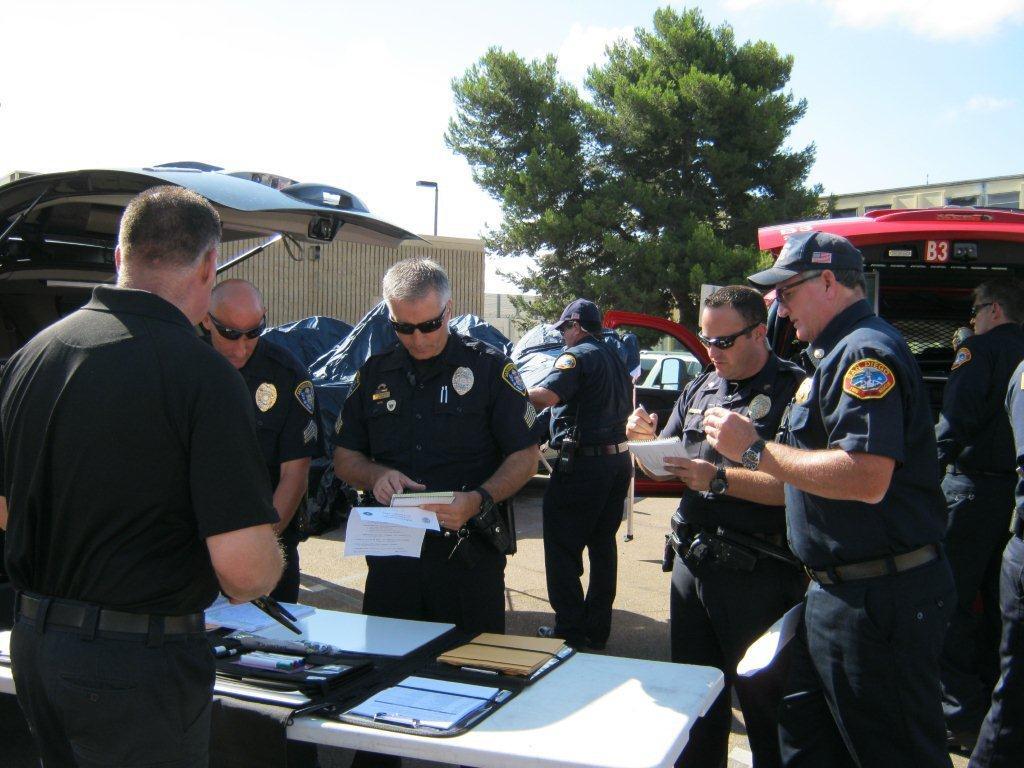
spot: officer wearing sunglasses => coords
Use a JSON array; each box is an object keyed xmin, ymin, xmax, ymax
[
  {"xmin": 202, "ymin": 279, "xmax": 321, "ymax": 607},
  {"xmin": 934, "ymin": 279, "xmax": 1024, "ymax": 749},
  {"xmin": 626, "ymin": 285, "xmax": 805, "ymax": 768},
  {"xmin": 333, "ymin": 257, "xmax": 537, "ymax": 647}
]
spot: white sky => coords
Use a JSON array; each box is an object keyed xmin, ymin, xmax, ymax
[{"xmin": 1, "ymin": 0, "xmax": 1021, "ymax": 293}]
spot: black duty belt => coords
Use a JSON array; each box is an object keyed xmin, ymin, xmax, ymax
[
  {"xmin": 805, "ymin": 544, "xmax": 940, "ymax": 586},
  {"xmin": 17, "ymin": 593, "xmax": 205, "ymax": 635},
  {"xmin": 947, "ymin": 464, "xmax": 1016, "ymax": 479},
  {"xmin": 577, "ymin": 441, "xmax": 629, "ymax": 457},
  {"xmin": 1012, "ymin": 510, "xmax": 1024, "ymax": 540}
]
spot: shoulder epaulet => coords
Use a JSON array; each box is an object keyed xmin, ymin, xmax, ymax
[{"xmin": 260, "ymin": 338, "xmax": 309, "ymax": 376}]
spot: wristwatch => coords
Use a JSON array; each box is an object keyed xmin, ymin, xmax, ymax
[
  {"xmin": 474, "ymin": 487, "xmax": 494, "ymax": 512},
  {"xmin": 709, "ymin": 467, "xmax": 728, "ymax": 496},
  {"xmin": 741, "ymin": 439, "xmax": 766, "ymax": 471}
]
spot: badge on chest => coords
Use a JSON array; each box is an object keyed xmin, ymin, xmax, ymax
[{"xmin": 255, "ymin": 382, "xmax": 277, "ymax": 412}]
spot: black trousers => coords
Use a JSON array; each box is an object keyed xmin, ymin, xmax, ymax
[
  {"xmin": 778, "ymin": 557, "xmax": 955, "ymax": 768},
  {"xmin": 362, "ymin": 532, "xmax": 506, "ymax": 634},
  {"xmin": 970, "ymin": 534, "xmax": 1024, "ymax": 767},
  {"xmin": 940, "ymin": 471, "xmax": 1015, "ymax": 734},
  {"xmin": 671, "ymin": 549, "xmax": 805, "ymax": 768},
  {"xmin": 11, "ymin": 606, "xmax": 213, "ymax": 768},
  {"xmin": 270, "ymin": 536, "xmax": 302, "ymax": 604},
  {"xmin": 542, "ymin": 452, "xmax": 631, "ymax": 647}
]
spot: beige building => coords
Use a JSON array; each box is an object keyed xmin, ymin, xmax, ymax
[
  {"xmin": 826, "ymin": 173, "xmax": 1023, "ymax": 217},
  {"xmin": 218, "ymin": 235, "xmax": 485, "ymax": 326}
]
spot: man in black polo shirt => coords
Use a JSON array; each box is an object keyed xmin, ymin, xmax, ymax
[
  {"xmin": 203, "ymin": 278, "xmax": 320, "ymax": 603},
  {"xmin": 628, "ymin": 286, "xmax": 805, "ymax": 768},
  {"xmin": 0, "ymin": 186, "xmax": 283, "ymax": 766}
]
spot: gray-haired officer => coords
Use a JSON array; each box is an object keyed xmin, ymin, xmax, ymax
[
  {"xmin": 628, "ymin": 285, "xmax": 805, "ymax": 768},
  {"xmin": 334, "ymin": 258, "xmax": 537, "ymax": 633},
  {"xmin": 968, "ymin": 358, "xmax": 1024, "ymax": 766},
  {"xmin": 937, "ymin": 279, "xmax": 1024, "ymax": 749},
  {"xmin": 528, "ymin": 299, "xmax": 633, "ymax": 650},
  {"xmin": 705, "ymin": 231, "xmax": 955, "ymax": 767}
]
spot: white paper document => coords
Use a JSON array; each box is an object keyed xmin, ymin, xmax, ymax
[
  {"xmin": 627, "ymin": 437, "xmax": 689, "ymax": 474},
  {"xmin": 346, "ymin": 676, "xmax": 501, "ymax": 730},
  {"xmin": 737, "ymin": 603, "xmax": 803, "ymax": 677},
  {"xmin": 204, "ymin": 597, "xmax": 315, "ymax": 632},
  {"xmin": 362, "ymin": 505, "xmax": 440, "ymax": 531},
  {"xmin": 344, "ymin": 508, "xmax": 427, "ymax": 557}
]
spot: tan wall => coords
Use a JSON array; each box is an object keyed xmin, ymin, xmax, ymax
[{"xmin": 217, "ymin": 235, "xmax": 484, "ymax": 325}]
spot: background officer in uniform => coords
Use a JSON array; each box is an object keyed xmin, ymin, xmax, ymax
[
  {"xmin": 528, "ymin": 299, "xmax": 632, "ymax": 651},
  {"xmin": 203, "ymin": 278, "xmax": 321, "ymax": 604},
  {"xmin": 627, "ymin": 285, "xmax": 805, "ymax": 768},
  {"xmin": 706, "ymin": 231, "xmax": 955, "ymax": 767},
  {"xmin": 334, "ymin": 258, "xmax": 537, "ymax": 633},
  {"xmin": 936, "ymin": 279, "xmax": 1024, "ymax": 747},
  {"xmin": 969, "ymin": 358, "xmax": 1024, "ymax": 766},
  {"xmin": 0, "ymin": 187, "xmax": 283, "ymax": 766}
]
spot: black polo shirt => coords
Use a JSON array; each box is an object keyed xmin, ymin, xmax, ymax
[
  {"xmin": 238, "ymin": 338, "xmax": 320, "ymax": 488},
  {"xmin": 661, "ymin": 353, "xmax": 803, "ymax": 534},
  {"xmin": 781, "ymin": 299, "xmax": 946, "ymax": 567},
  {"xmin": 334, "ymin": 333, "xmax": 535, "ymax": 491},
  {"xmin": 0, "ymin": 287, "xmax": 278, "ymax": 614},
  {"xmin": 538, "ymin": 335, "xmax": 632, "ymax": 447},
  {"xmin": 936, "ymin": 322, "xmax": 1024, "ymax": 474}
]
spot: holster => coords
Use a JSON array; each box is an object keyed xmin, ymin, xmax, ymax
[
  {"xmin": 555, "ymin": 432, "xmax": 578, "ymax": 475},
  {"xmin": 466, "ymin": 499, "xmax": 516, "ymax": 555}
]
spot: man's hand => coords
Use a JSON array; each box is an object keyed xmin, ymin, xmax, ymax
[
  {"xmin": 626, "ymin": 407, "xmax": 658, "ymax": 440},
  {"xmin": 663, "ymin": 456, "xmax": 716, "ymax": 490},
  {"xmin": 423, "ymin": 491, "xmax": 483, "ymax": 532},
  {"xmin": 372, "ymin": 470, "xmax": 426, "ymax": 505},
  {"xmin": 703, "ymin": 407, "xmax": 759, "ymax": 462}
]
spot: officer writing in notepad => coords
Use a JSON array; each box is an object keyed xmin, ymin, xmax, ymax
[{"xmin": 627, "ymin": 285, "xmax": 805, "ymax": 768}]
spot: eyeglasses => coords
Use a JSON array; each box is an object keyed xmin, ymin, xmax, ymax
[
  {"xmin": 775, "ymin": 272, "xmax": 823, "ymax": 307},
  {"xmin": 208, "ymin": 312, "xmax": 266, "ymax": 340},
  {"xmin": 970, "ymin": 302, "xmax": 993, "ymax": 319},
  {"xmin": 697, "ymin": 322, "xmax": 760, "ymax": 350},
  {"xmin": 390, "ymin": 305, "xmax": 449, "ymax": 335}
]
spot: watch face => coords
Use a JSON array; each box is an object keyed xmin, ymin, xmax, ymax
[{"xmin": 710, "ymin": 478, "xmax": 726, "ymax": 494}]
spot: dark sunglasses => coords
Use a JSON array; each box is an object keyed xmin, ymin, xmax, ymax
[
  {"xmin": 390, "ymin": 305, "xmax": 449, "ymax": 335},
  {"xmin": 208, "ymin": 312, "xmax": 266, "ymax": 340},
  {"xmin": 970, "ymin": 302, "xmax": 993, "ymax": 319},
  {"xmin": 775, "ymin": 272, "xmax": 822, "ymax": 307},
  {"xmin": 697, "ymin": 322, "xmax": 760, "ymax": 350}
]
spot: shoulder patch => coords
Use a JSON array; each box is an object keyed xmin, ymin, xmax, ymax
[
  {"xmin": 502, "ymin": 362, "xmax": 527, "ymax": 396},
  {"xmin": 295, "ymin": 380, "xmax": 316, "ymax": 414},
  {"xmin": 842, "ymin": 359, "xmax": 895, "ymax": 400},
  {"xmin": 554, "ymin": 353, "xmax": 577, "ymax": 371},
  {"xmin": 346, "ymin": 371, "xmax": 360, "ymax": 399},
  {"xmin": 951, "ymin": 347, "xmax": 972, "ymax": 371}
]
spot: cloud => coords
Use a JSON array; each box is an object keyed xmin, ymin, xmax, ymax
[
  {"xmin": 556, "ymin": 23, "xmax": 635, "ymax": 87},
  {"xmin": 723, "ymin": 0, "xmax": 1024, "ymax": 39},
  {"xmin": 964, "ymin": 95, "xmax": 1018, "ymax": 112}
]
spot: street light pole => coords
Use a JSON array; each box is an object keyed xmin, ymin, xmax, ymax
[{"xmin": 416, "ymin": 180, "xmax": 438, "ymax": 237}]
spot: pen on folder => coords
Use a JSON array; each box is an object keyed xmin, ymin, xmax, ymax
[
  {"xmin": 460, "ymin": 666, "xmax": 500, "ymax": 675},
  {"xmin": 250, "ymin": 596, "xmax": 302, "ymax": 634}
]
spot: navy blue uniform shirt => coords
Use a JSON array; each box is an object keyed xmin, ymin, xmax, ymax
[
  {"xmin": 936, "ymin": 322, "xmax": 1024, "ymax": 474},
  {"xmin": 1005, "ymin": 359, "xmax": 1024, "ymax": 514},
  {"xmin": 539, "ymin": 335, "xmax": 632, "ymax": 447},
  {"xmin": 781, "ymin": 299, "xmax": 946, "ymax": 567},
  {"xmin": 334, "ymin": 333, "xmax": 536, "ymax": 491},
  {"xmin": 238, "ymin": 338, "xmax": 321, "ymax": 488},
  {"xmin": 661, "ymin": 353, "xmax": 804, "ymax": 534}
]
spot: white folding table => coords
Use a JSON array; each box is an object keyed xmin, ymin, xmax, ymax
[{"xmin": 0, "ymin": 613, "xmax": 723, "ymax": 768}]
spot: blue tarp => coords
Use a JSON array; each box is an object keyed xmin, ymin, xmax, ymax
[{"xmin": 263, "ymin": 316, "xmax": 353, "ymax": 369}]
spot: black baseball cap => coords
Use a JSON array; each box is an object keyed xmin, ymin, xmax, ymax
[
  {"xmin": 553, "ymin": 298, "xmax": 602, "ymax": 330},
  {"xmin": 748, "ymin": 231, "xmax": 864, "ymax": 287}
]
